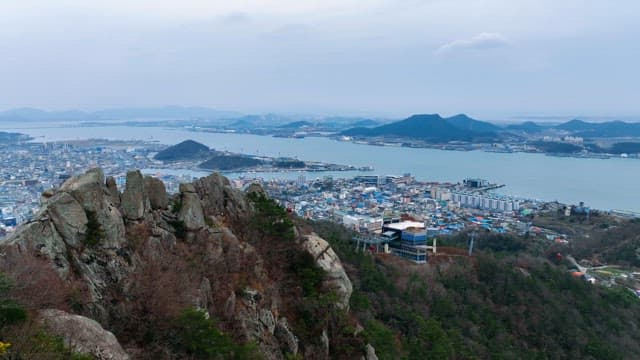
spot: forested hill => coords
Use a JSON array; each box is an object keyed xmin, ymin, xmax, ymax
[
  {"xmin": 154, "ymin": 139, "xmax": 212, "ymax": 161},
  {"xmin": 310, "ymin": 220, "xmax": 640, "ymax": 360},
  {"xmin": 342, "ymin": 114, "xmax": 498, "ymax": 142}
]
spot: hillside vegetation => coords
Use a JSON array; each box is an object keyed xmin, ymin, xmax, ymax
[
  {"xmin": 154, "ymin": 140, "xmax": 212, "ymax": 161},
  {"xmin": 310, "ymin": 220, "xmax": 640, "ymax": 360}
]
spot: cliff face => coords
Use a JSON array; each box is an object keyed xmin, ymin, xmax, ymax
[{"xmin": 0, "ymin": 169, "xmax": 367, "ymax": 359}]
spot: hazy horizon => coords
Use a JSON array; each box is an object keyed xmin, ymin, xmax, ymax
[
  {"xmin": 1, "ymin": 105, "xmax": 640, "ymax": 124},
  {"xmin": 2, "ymin": 1, "xmax": 639, "ymax": 119}
]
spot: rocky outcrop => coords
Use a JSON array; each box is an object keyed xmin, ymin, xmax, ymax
[
  {"xmin": 193, "ymin": 172, "xmax": 250, "ymax": 223},
  {"xmin": 47, "ymin": 192, "xmax": 88, "ymax": 248},
  {"xmin": 59, "ymin": 168, "xmax": 126, "ymax": 248},
  {"xmin": 177, "ymin": 183, "xmax": 205, "ymax": 231},
  {"xmin": 39, "ymin": 309, "xmax": 129, "ymax": 360},
  {"xmin": 144, "ymin": 176, "xmax": 168, "ymax": 210},
  {"xmin": 106, "ymin": 176, "xmax": 120, "ymax": 207},
  {"xmin": 120, "ymin": 170, "xmax": 148, "ymax": 220},
  {"xmin": 363, "ymin": 344, "xmax": 379, "ymax": 360},
  {"xmin": 60, "ymin": 168, "xmax": 105, "ymax": 213},
  {"xmin": 275, "ymin": 318, "xmax": 299, "ymax": 356},
  {"xmin": 302, "ymin": 233, "xmax": 353, "ymax": 310},
  {"xmin": 0, "ymin": 168, "xmax": 364, "ymax": 360}
]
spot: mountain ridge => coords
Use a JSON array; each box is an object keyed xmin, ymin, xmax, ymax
[{"xmin": 342, "ymin": 113, "xmax": 498, "ymax": 142}]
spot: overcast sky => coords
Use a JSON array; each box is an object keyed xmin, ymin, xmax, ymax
[{"xmin": 1, "ymin": 0, "xmax": 639, "ymax": 119}]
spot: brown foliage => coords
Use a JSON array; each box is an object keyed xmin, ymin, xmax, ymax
[{"xmin": 0, "ymin": 248, "xmax": 88, "ymax": 312}]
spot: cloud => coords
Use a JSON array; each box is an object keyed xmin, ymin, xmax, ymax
[{"xmin": 435, "ymin": 32, "xmax": 511, "ymax": 56}]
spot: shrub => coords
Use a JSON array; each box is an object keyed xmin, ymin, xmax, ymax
[
  {"xmin": 0, "ymin": 274, "xmax": 26, "ymax": 330},
  {"xmin": 169, "ymin": 307, "xmax": 260, "ymax": 359},
  {"xmin": 84, "ymin": 210, "xmax": 104, "ymax": 247},
  {"xmin": 168, "ymin": 219, "xmax": 187, "ymax": 239},
  {"xmin": 247, "ymin": 192, "xmax": 294, "ymax": 241}
]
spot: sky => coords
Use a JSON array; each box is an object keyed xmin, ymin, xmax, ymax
[{"xmin": 1, "ymin": 0, "xmax": 639, "ymax": 120}]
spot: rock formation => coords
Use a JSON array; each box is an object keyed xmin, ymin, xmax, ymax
[
  {"xmin": 0, "ymin": 168, "xmax": 371, "ymax": 359},
  {"xmin": 302, "ymin": 233, "xmax": 353, "ymax": 310},
  {"xmin": 143, "ymin": 175, "xmax": 168, "ymax": 210},
  {"xmin": 39, "ymin": 309, "xmax": 130, "ymax": 360},
  {"xmin": 120, "ymin": 170, "xmax": 148, "ymax": 220}
]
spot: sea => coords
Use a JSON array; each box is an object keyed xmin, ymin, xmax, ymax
[{"xmin": 2, "ymin": 122, "xmax": 639, "ymax": 212}]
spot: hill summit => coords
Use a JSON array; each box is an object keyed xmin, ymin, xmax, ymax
[
  {"xmin": 154, "ymin": 139, "xmax": 211, "ymax": 161},
  {"xmin": 342, "ymin": 113, "xmax": 498, "ymax": 142}
]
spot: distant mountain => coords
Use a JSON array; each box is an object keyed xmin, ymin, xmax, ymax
[
  {"xmin": 0, "ymin": 107, "xmax": 91, "ymax": 121},
  {"xmin": 555, "ymin": 119, "xmax": 594, "ymax": 131},
  {"xmin": 446, "ymin": 114, "xmax": 501, "ymax": 133},
  {"xmin": 505, "ymin": 121, "xmax": 545, "ymax": 133},
  {"xmin": 555, "ymin": 119, "xmax": 640, "ymax": 137},
  {"xmin": 93, "ymin": 106, "xmax": 239, "ymax": 120},
  {"xmin": 342, "ymin": 114, "xmax": 497, "ymax": 142},
  {"xmin": 199, "ymin": 154, "xmax": 264, "ymax": 170},
  {"xmin": 0, "ymin": 106, "xmax": 240, "ymax": 122},
  {"xmin": 154, "ymin": 140, "xmax": 212, "ymax": 161},
  {"xmin": 277, "ymin": 121, "xmax": 313, "ymax": 129}
]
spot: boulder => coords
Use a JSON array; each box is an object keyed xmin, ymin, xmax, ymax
[
  {"xmin": 60, "ymin": 168, "xmax": 105, "ymax": 213},
  {"xmin": 144, "ymin": 176, "xmax": 168, "ymax": 210},
  {"xmin": 179, "ymin": 183, "xmax": 196, "ymax": 193},
  {"xmin": 39, "ymin": 309, "xmax": 129, "ymax": 360},
  {"xmin": 41, "ymin": 188, "xmax": 56, "ymax": 206},
  {"xmin": 59, "ymin": 169, "xmax": 125, "ymax": 248},
  {"xmin": 364, "ymin": 344, "xmax": 378, "ymax": 360},
  {"xmin": 121, "ymin": 170, "xmax": 148, "ymax": 220},
  {"xmin": 177, "ymin": 187, "xmax": 204, "ymax": 231},
  {"xmin": 302, "ymin": 234, "xmax": 353, "ymax": 310},
  {"xmin": 105, "ymin": 176, "xmax": 120, "ymax": 207},
  {"xmin": 193, "ymin": 172, "xmax": 250, "ymax": 221},
  {"xmin": 46, "ymin": 192, "xmax": 88, "ymax": 248}
]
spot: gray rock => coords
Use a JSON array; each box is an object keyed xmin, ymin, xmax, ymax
[
  {"xmin": 364, "ymin": 344, "xmax": 378, "ymax": 360},
  {"xmin": 259, "ymin": 309, "xmax": 276, "ymax": 334},
  {"xmin": 121, "ymin": 170, "xmax": 148, "ymax": 220},
  {"xmin": 193, "ymin": 172, "xmax": 250, "ymax": 222},
  {"xmin": 194, "ymin": 277, "xmax": 212, "ymax": 311},
  {"xmin": 1, "ymin": 219, "xmax": 72, "ymax": 277},
  {"xmin": 302, "ymin": 234, "xmax": 353, "ymax": 310},
  {"xmin": 242, "ymin": 288, "xmax": 262, "ymax": 309},
  {"xmin": 177, "ymin": 191, "xmax": 204, "ymax": 231},
  {"xmin": 46, "ymin": 192, "xmax": 88, "ymax": 248},
  {"xmin": 58, "ymin": 169, "xmax": 125, "ymax": 248},
  {"xmin": 60, "ymin": 168, "xmax": 105, "ymax": 213},
  {"xmin": 275, "ymin": 317, "xmax": 298, "ymax": 356},
  {"xmin": 224, "ymin": 291, "xmax": 236, "ymax": 317},
  {"xmin": 144, "ymin": 176, "xmax": 168, "ymax": 210},
  {"xmin": 321, "ymin": 329, "xmax": 330, "ymax": 358},
  {"xmin": 105, "ymin": 176, "xmax": 120, "ymax": 207},
  {"xmin": 179, "ymin": 183, "xmax": 196, "ymax": 193},
  {"xmin": 99, "ymin": 202, "xmax": 126, "ymax": 248},
  {"xmin": 41, "ymin": 188, "xmax": 56, "ymax": 206},
  {"xmin": 39, "ymin": 309, "xmax": 129, "ymax": 360}
]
